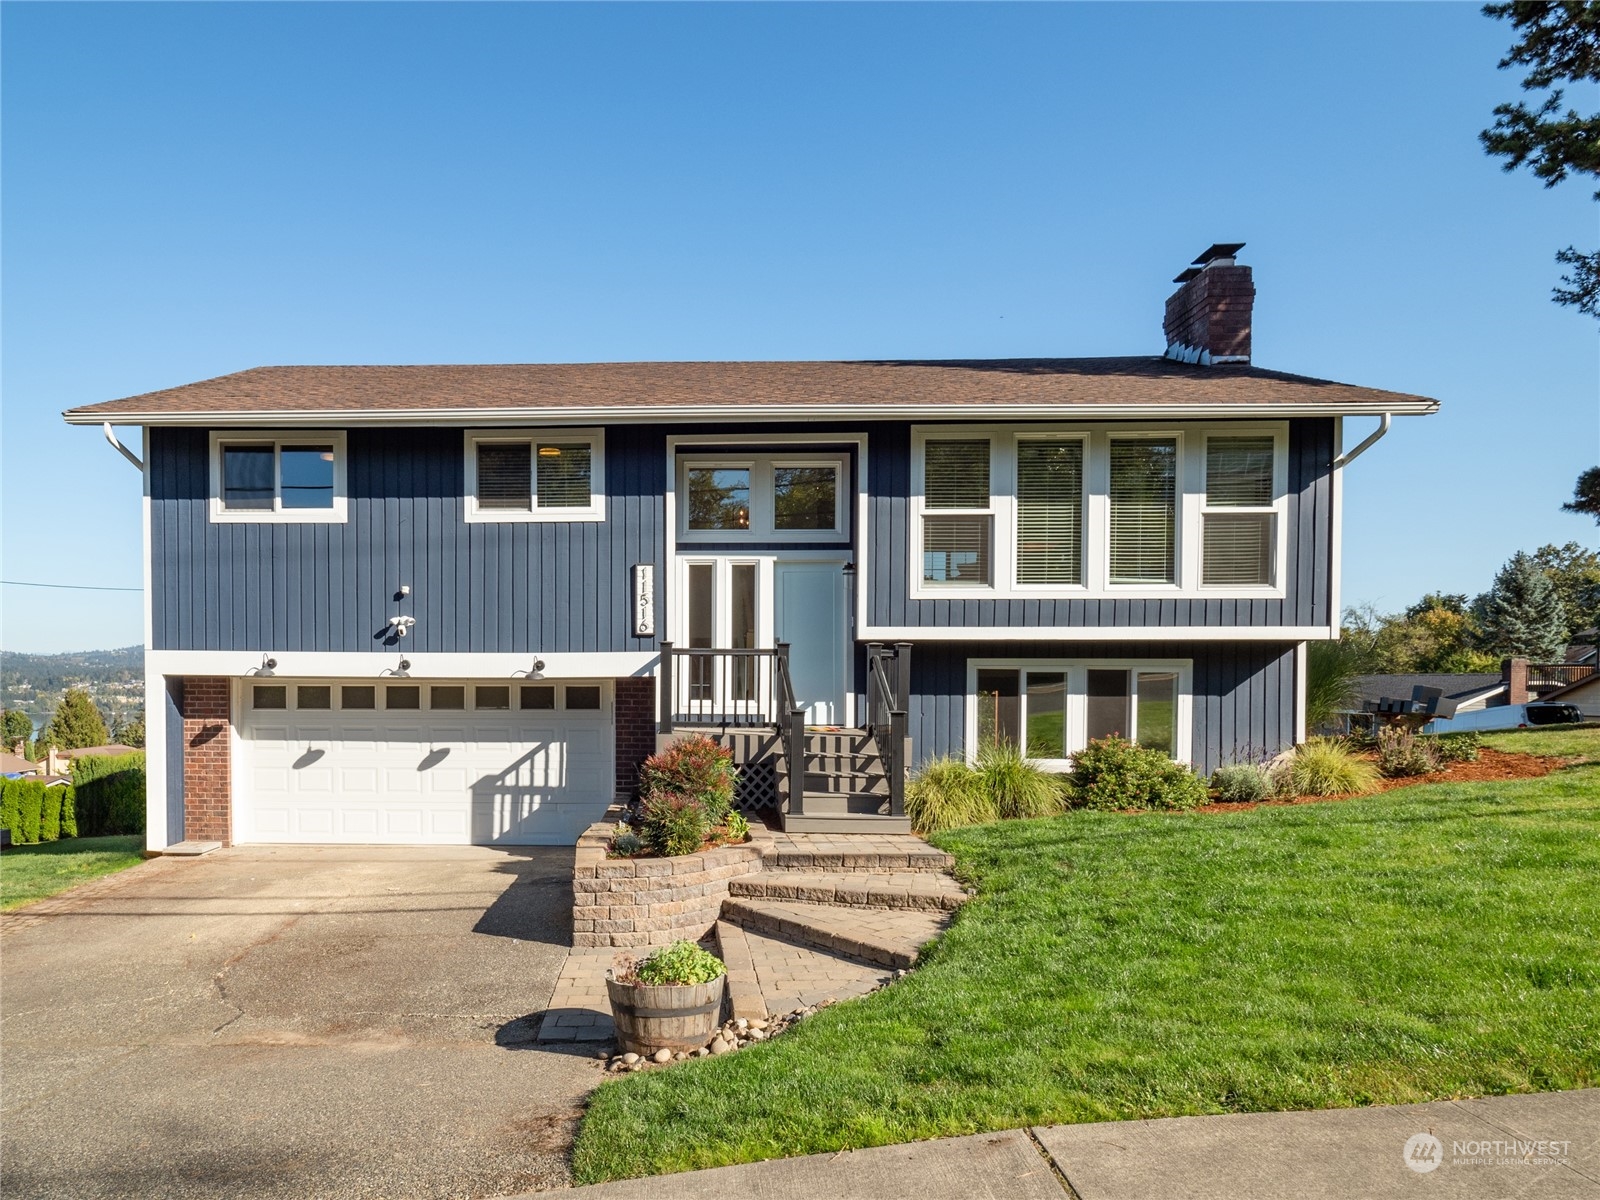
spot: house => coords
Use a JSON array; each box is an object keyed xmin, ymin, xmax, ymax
[
  {"xmin": 1342, "ymin": 673, "xmax": 1508, "ymax": 734},
  {"xmin": 63, "ymin": 244, "xmax": 1439, "ymax": 852}
]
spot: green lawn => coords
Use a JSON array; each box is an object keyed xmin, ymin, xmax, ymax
[
  {"xmin": 1482, "ymin": 724, "xmax": 1600, "ymax": 763},
  {"xmin": 573, "ymin": 746, "xmax": 1600, "ymax": 1184},
  {"xmin": 0, "ymin": 836, "xmax": 145, "ymax": 910}
]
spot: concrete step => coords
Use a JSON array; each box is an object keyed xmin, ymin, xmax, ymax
[
  {"xmin": 764, "ymin": 840, "xmax": 954, "ymax": 873},
  {"xmin": 730, "ymin": 871, "xmax": 968, "ymax": 913},
  {"xmin": 719, "ymin": 897, "xmax": 950, "ymax": 970},
  {"xmin": 780, "ymin": 813, "xmax": 914, "ymax": 836}
]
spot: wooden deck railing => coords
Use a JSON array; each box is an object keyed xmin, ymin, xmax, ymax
[
  {"xmin": 658, "ymin": 642, "xmax": 787, "ymax": 731},
  {"xmin": 1527, "ymin": 662, "xmax": 1597, "ymax": 691},
  {"xmin": 865, "ymin": 642, "xmax": 911, "ymax": 819}
]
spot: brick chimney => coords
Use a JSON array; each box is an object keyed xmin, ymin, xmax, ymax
[
  {"xmin": 1502, "ymin": 657, "xmax": 1530, "ymax": 706},
  {"xmin": 1163, "ymin": 243, "xmax": 1254, "ymax": 365}
]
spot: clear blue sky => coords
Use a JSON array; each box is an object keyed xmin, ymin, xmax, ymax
[{"xmin": 2, "ymin": 2, "xmax": 1594, "ymax": 654}]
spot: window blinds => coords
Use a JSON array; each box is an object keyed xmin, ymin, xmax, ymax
[
  {"xmin": 536, "ymin": 443, "xmax": 592, "ymax": 508},
  {"xmin": 477, "ymin": 443, "xmax": 533, "ymax": 509},
  {"xmin": 1108, "ymin": 439, "xmax": 1177, "ymax": 584},
  {"xmin": 1203, "ymin": 513, "xmax": 1274, "ymax": 585},
  {"xmin": 922, "ymin": 515, "xmax": 992, "ymax": 585},
  {"xmin": 1016, "ymin": 439, "xmax": 1083, "ymax": 585},
  {"xmin": 924, "ymin": 440, "xmax": 990, "ymax": 508},
  {"xmin": 1206, "ymin": 437, "xmax": 1274, "ymax": 506}
]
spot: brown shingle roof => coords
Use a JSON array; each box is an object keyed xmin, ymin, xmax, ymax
[{"xmin": 63, "ymin": 358, "xmax": 1439, "ymax": 425}]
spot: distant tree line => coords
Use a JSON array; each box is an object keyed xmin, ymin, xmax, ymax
[{"xmin": 2, "ymin": 689, "xmax": 144, "ymax": 762}]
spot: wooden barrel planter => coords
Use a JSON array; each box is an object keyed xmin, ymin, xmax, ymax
[{"xmin": 606, "ymin": 975, "xmax": 727, "ymax": 1056}]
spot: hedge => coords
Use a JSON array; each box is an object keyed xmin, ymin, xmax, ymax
[
  {"xmin": 0, "ymin": 779, "xmax": 76, "ymax": 845},
  {"xmin": 71, "ymin": 753, "xmax": 146, "ymax": 837}
]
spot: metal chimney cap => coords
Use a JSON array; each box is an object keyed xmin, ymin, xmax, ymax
[
  {"xmin": 1172, "ymin": 266, "xmax": 1203, "ymax": 284},
  {"xmin": 1192, "ymin": 242, "xmax": 1247, "ymax": 266}
]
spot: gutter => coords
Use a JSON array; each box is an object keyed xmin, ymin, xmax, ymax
[
  {"xmin": 1331, "ymin": 412, "xmax": 1391, "ymax": 468},
  {"xmin": 65, "ymin": 401, "xmax": 1441, "ymax": 428},
  {"xmin": 102, "ymin": 423, "xmax": 144, "ymax": 469}
]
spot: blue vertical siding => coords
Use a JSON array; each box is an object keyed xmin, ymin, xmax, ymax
[{"xmin": 150, "ymin": 426, "xmax": 667, "ymax": 653}]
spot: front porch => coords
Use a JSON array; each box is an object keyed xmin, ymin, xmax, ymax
[{"xmin": 655, "ymin": 641, "xmax": 913, "ymax": 835}]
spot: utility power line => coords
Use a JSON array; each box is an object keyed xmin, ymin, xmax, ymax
[{"xmin": 1, "ymin": 580, "xmax": 142, "ymax": 593}]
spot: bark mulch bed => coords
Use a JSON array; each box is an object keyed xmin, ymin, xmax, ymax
[{"xmin": 1195, "ymin": 748, "xmax": 1564, "ymax": 815}]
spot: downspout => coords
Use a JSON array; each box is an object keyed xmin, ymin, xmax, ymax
[
  {"xmin": 1331, "ymin": 413, "xmax": 1390, "ymax": 469},
  {"xmin": 103, "ymin": 422, "xmax": 143, "ymax": 470}
]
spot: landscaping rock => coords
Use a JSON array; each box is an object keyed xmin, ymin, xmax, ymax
[
  {"xmin": 620, "ymin": 1053, "xmax": 640, "ymax": 1066},
  {"xmin": 652, "ymin": 1048, "xmax": 673, "ymax": 1064},
  {"xmin": 709, "ymin": 1036, "xmax": 733, "ymax": 1055}
]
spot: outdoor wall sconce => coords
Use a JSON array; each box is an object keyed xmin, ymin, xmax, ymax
[
  {"xmin": 256, "ymin": 655, "xmax": 278, "ymax": 677},
  {"xmin": 387, "ymin": 615, "xmax": 416, "ymax": 638},
  {"xmin": 393, "ymin": 658, "xmax": 412, "ymax": 678},
  {"xmin": 515, "ymin": 658, "xmax": 547, "ymax": 679}
]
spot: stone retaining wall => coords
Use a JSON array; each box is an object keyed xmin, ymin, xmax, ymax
[{"xmin": 572, "ymin": 810, "xmax": 771, "ymax": 948}]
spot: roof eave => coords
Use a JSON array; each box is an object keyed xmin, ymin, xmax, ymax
[{"xmin": 65, "ymin": 399, "xmax": 1442, "ymax": 427}]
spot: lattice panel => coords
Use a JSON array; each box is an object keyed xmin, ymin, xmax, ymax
[{"xmin": 734, "ymin": 762, "xmax": 779, "ymax": 814}]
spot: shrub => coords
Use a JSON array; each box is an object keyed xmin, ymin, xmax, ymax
[
  {"xmin": 1429, "ymin": 731, "xmax": 1482, "ymax": 764},
  {"xmin": 40, "ymin": 784, "xmax": 63, "ymax": 842},
  {"xmin": 724, "ymin": 810, "xmax": 750, "ymax": 841},
  {"xmin": 640, "ymin": 791, "xmax": 712, "ymax": 857},
  {"xmin": 1065, "ymin": 736, "xmax": 1209, "ymax": 812},
  {"xmin": 72, "ymin": 752, "xmax": 146, "ymax": 837},
  {"xmin": 973, "ymin": 742, "xmax": 1064, "ymax": 820},
  {"xmin": 611, "ymin": 829, "xmax": 646, "ymax": 857},
  {"xmin": 906, "ymin": 756, "xmax": 994, "ymax": 835},
  {"xmin": 633, "ymin": 940, "xmax": 726, "ymax": 987},
  {"xmin": 1, "ymin": 779, "xmax": 48, "ymax": 843},
  {"xmin": 59, "ymin": 785, "xmax": 78, "ymax": 838},
  {"xmin": 639, "ymin": 736, "xmax": 735, "ymax": 826},
  {"xmin": 1376, "ymin": 727, "xmax": 1441, "ymax": 778},
  {"xmin": 1286, "ymin": 737, "xmax": 1379, "ymax": 796},
  {"xmin": 1211, "ymin": 762, "xmax": 1273, "ymax": 803}
]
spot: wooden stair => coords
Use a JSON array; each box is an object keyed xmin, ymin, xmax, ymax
[{"xmin": 778, "ymin": 729, "xmax": 910, "ymax": 834}]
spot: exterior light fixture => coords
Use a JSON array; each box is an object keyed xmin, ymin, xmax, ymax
[
  {"xmin": 394, "ymin": 659, "xmax": 412, "ymax": 678},
  {"xmin": 258, "ymin": 655, "xmax": 278, "ymax": 677},
  {"xmin": 529, "ymin": 658, "xmax": 546, "ymax": 678}
]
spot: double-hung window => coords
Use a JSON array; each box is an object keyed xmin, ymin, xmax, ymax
[
  {"xmin": 1015, "ymin": 437, "xmax": 1085, "ymax": 586},
  {"xmin": 1202, "ymin": 435, "xmax": 1276, "ymax": 586},
  {"xmin": 210, "ymin": 432, "xmax": 347, "ymax": 522},
  {"xmin": 465, "ymin": 429, "xmax": 605, "ymax": 521},
  {"xmin": 920, "ymin": 439, "xmax": 993, "ymax": 587},
  {"xmin": 1107, "ymin": 438, "xmax": 1178, "ymax": 585}
]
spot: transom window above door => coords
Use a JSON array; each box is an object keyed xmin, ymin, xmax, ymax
[
  {"xmin": 464, "ymin": 429, "xmax": 605, "ymax": 522},
  {"xmin": 678, "ymin": 455, "xmax": 848, "ymax": 540}
]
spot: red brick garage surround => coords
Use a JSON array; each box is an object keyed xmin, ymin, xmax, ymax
[
  {"xmin": 181, "ymin": 677, "xmax": 232, "ymax": 845},
  {"xmin": 613, "ymin": 676, "xmax": 656, "ymax": 799}
]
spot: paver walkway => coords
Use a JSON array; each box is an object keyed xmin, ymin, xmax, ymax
[
  {"xmin": 541, "ymin": 1088, "xmax": 1600, "ymax": 1199},
  {"xmin": 537, "ymin": 829, "xmax": 959, "ymax": 1044}
]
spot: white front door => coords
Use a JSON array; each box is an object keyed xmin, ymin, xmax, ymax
[{"xmin": 775, "ymin": 562, "xmax": 847, "ymax": 725}]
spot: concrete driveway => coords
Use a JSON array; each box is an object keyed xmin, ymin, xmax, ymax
[{"xmin": 1, "ymin": 845, "xmax": 604, "ymax": 1199}]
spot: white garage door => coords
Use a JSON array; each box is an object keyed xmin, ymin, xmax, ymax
[{"xmin": 237, "ymin": 679, "xmax": 615, "ymax": 846}]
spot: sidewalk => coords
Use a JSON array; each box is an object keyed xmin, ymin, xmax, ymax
[{"xmin": 548, "ymin": 1088, "xmax": 1599, "ymax": 1199}]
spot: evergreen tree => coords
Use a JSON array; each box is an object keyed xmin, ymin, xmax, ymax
[
  {"xmin": 1563, "ymin": 466, "xmax": 1600, "ymax": 523},
  {"xmin": 1475, "ymin": 551, "xmax": 1571, "ymax": 658},
  {"xmin": 1530, "ymin": 541, "xmax": 1600, "ymax": 637},
  {"xmin": 2, "ymin": 708, "xmax": 34, "ymax": 752},
  {"xmin": 1480, "ymin": 2, "xmax": 1600, "ymax": 316},
  {"xmin": 42, "ymin": 689, "xmax": 109, "ymax": 751}
]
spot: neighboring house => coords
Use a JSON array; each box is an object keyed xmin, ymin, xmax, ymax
[
  {"xmin": 57, "ymin": 744, "xmax": 141, "ymax": 760},
  {"xmin": 1346, "ymin": 673, "xmax": 1508, "ymax": 724},
  {"xmin": 64, "ymin": 244, "xmax": 1439, "ymax": 852}
]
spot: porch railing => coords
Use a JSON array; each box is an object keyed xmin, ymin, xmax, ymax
[
  {"xmin": 1526, "ymin": 662, "xmax": 1597, "ymax": 692},
  {"xmin": 865, "ymin": 642, "xmax": 911, "ymax": 819},
  {"xmin": 658, "ymin": 641, "xmax": 786, "ymax": 731},
  {"xmin": 773, "ymin": 644, "xmax": 807, "ymax": 817}
]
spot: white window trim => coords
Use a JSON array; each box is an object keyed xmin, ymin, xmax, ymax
[
  {"xmin": 1197, "ymin": 429, "xmax": 1289, "ymax": 591},
  {"xmin": 677, "ymin": 453, "xmax": 849, "ymax": 542},
  {"xmin": 463, "ymin": 427, "xmax": 606, "ymax": 522},
  {"xmin": 909, "ymin": 422, "xmax": 1289, "ymax": 601},
  {"xmin": 964, "ymin": 657, "xmax": 1194, "ymax": 768},
  {"xmin": 209, "ymin": 430, "xmax": 348, "ymax": 524}
]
